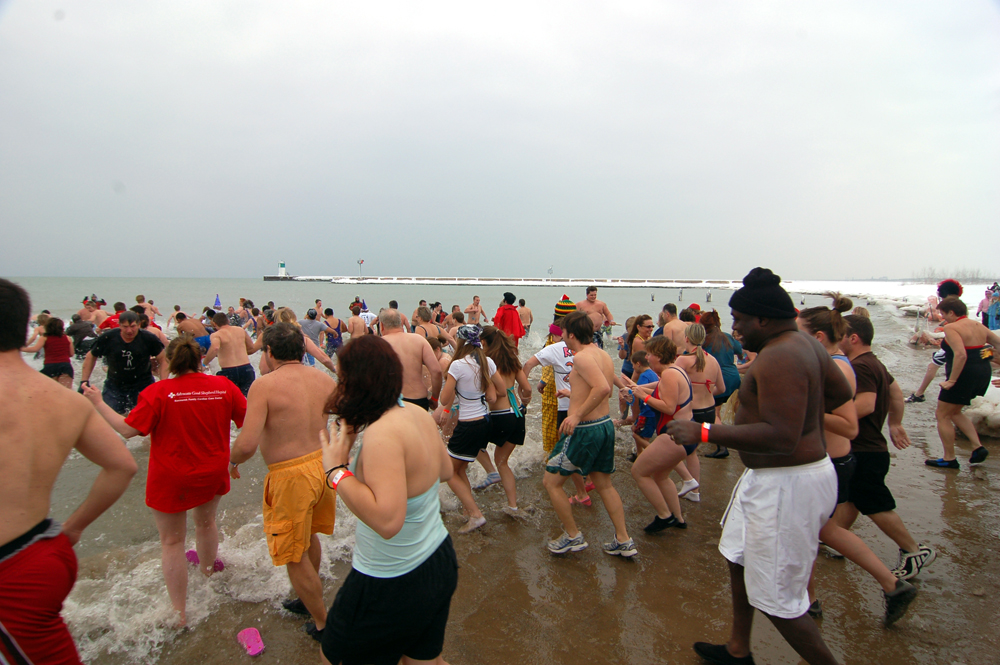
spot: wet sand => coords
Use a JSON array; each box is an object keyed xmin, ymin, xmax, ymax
[{"xmin": 68, "ymin": 304, "xmax": 1000, "ymax": 665}]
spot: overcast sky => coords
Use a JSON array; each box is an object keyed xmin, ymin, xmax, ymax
[{"xmin": 2, "ymin": 1, "xmax": 998, "ymax": 280}]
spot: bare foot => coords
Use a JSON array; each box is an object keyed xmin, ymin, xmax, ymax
[{"xmin": 458, "ymin": 516, "xmax": 486, "ymax": 534}]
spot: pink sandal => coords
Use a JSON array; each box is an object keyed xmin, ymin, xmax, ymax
[{"xmin": 569, "ymin": 495, "xmax": 592, "ymax": 507}]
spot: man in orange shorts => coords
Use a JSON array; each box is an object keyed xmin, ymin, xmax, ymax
[{"xmin": 230, "ymin": 323, "xmax": 338, "ymax": 641}]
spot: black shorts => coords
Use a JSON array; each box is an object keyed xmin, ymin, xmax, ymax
[
  {"xmin": 939, "ymin": 362, "xmax": 991, "ymax": 406},
  {"xmin": 40, "ymin": 363, "xmax": 74, "ymax": 379},
  {"xmin": 831, "ymin": 453, "xmax": 857, "ymax": 505},
  {"xmin": 846, "ymin": 451, "xmax": 895, "ymax": 515},
  {"xmin": 447, "ymin": 418, "xmax": 491, "ymax": 462},
  {"xmin": 102, "ymin": 376, "xmax": 155, "ymax": 415},
  {"xmin": 321, "ymin": 536, "xmax": 458, "ymax": 665},
  {"xmin": 557, "ymin": 410, "xmax": 568, "ymax": 428},
  {"xmin": 488, "ymin": 411, "xmax": 526, "ymax": 446},
  {"xmin": 692, "ymin": 406, "xmax": 716, "ymax": 424},
  {"xmin": 217, "ymin": 363, "xmax": 255, "ymax": 397},
  {"xmin": 682, "ymin": 443, "xmax": 698, "ymax": 456},
  {"xmin": 402, "ymin": 396, "xmax": 431, "ymax": 411},
  {"xmin": 714, "ymin": 391, "xmax": 734, "ymax": 408}
]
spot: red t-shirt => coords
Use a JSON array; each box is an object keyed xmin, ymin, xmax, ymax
[
  {"xmin": 98, "ymin": 313, "xmax": 121, "ymax": 329},
  {"xmin": 125, "ymin": 372, "xmax": 247, "ymax": 512}
]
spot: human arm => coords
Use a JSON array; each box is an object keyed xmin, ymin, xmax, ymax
[
  {"xmin": 516, "ymin": 369, "xmax": 532, "ymax": 406},
  {"xmin": 559, "ymin": 357, "xmax": 611, "ymax": 435},
  {"xmin": 887, "ymin": 380, "xmax": 912, "ymax": 450},
  {"xmin": 81, "ymin": 385, "xmax": 142, "ymax": 437},
  {"xmin": 939, "ymin": 326, "xmax": 965, "ymax": 390},
  {"xmin": 602, "ymin": 303, "xmax": 616, "ymax": 326},
  {"xmin": 229, "ymin": 383, "xmax": 268, "ymax": 476},
  {"xmin": 305, "ymin": 337, "xmax": 337, "ymax": 373},
  {"xmin": 485, "ymin": 368, "xmax": 500, "ymax": 405},
  {"xmin": 823, "ymin": 397, "xmax": 858, "ymax": 440},
  {"xmin": 22, "ymin": 334, "xmax": 46, "ymax": 353},
  {"xmin": 433, "ymin": 375, "xmax": 457, "ymax": 425},
  {"xmin": 155, "ymin": 350, "xmax": 169, "ymax": 380},
  {"xmin": 61, "ymin": 410, "xmax": 139, "ymax": 545},
  {"xmin": 522, "ymin": 355, "xmax": 541, "ymax": 377},
  {"xmin": 712, "ymin": 361, "xmax": 726, "ymax": 395},
  {"xmin": 203, "ymin": 333, "xmax": 221, "ymax": 365},
  {"xmin": 420, "ymin": 339, "xmax": 443, "ymax": 402},
  {"xmin": 244, "ymin": 331, "xmax": 256, "ymax": 355},
  {"xmin": 80, "ymin": 351, "xmax": 97, "ymax": 385}
]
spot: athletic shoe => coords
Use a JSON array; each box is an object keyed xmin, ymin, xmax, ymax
[
  {"xmin": 905, "ymin": 393, "xmax": 925, "ymax": 403},
  {"xmin": 627, "ymin": 451, "xmax": 638, "ymax": 463},
  {"xmin": 970, "ymin": 446, "xmax": 990, "ymax": 465},
  {"xmin": 806, "ymin": 599, "xmax": 822, "ymax": 618},
  {"xmin": 683, "ymin": 491, "xmax": 701, "ymax": 503},
  {"xmin": 303, "ymin": 622, "xmax": 324, "ymax": 642},
  {"xmin": 472, "ymin": 472, "xmax": 501, "ymax": 490},
  {"xmin": 282, "ymin": 598, "xmax": 309, "ymax": 615},
  {"xmin": 892, "ymin": 544, "xmax": 937, "ymax": 580},
  {"xmin": 693, "ymin": 642, "xmax": 756, "ymax": 664},
  {"xmin": 643, "ymin": 515, "xmax": 686, "ymax": 533},
  {"xmin": 678, "ymin": 478, "xmax": 700, "ymax": 498},
  {"xmin": 548, "ymin": 531, "xmax": 588, "ymax": 554},
  {"xmin": 884, "ymin": 579, "xmax": 918, "ymax": 627},
  {"xmin": 705, "ymin": 447, "xmax": 730, "ymax": 459},
  {"xmin": 924, "ymin": 458, "xmax": 959, "ymax": 469},
  {"xmin": 603, "ymin": 536, "xmax": 638, "ymax": 558},
  {"xmin": 820, "ymin": 543, "xmax": 845, "ymax": 559}
]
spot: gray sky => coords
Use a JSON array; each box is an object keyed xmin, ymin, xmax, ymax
[{"xmin": 2, "ymin": 1, "xmax": 998, "ymax": 280}]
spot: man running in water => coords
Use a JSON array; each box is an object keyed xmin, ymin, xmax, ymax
[
  {"xmin": 576, "ymin": 286, "xmax": 616, "ymax": 349},
  {"xmin": 379, "ymin": 309, "xmax": 442, "ymax": 411},
  {"xmin": 81, "ymin": 311, "xmax": 168, "ymax": 414},
  {"xmin": 229, "ymin": 323, "xmax": 337, "ymax": 641},
  {"xmin": 203, "ymin": 312, "xmax": 257, "ymax": 397},
  {"xmin": 518, "ymin": 299, "xmax": 533, "ymax": 333},
  {"xmin": 0, "ymin": 278, "xmax": 138, "ymax": 664},
  {"xmin": 175, "ymin": 312, "xmax": 212, "ymax": 352},
  {"xmin": 668, "ymin": 268, "xmax": 849, "ymax": 665},
  {"xmin": 464, "ymin": 295, "xmax": 488, "ymax": 325}
]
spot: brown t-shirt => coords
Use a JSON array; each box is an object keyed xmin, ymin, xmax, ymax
[{"xmin": 850, "ymin": 351, "xmax": 894, "ymax": 453}]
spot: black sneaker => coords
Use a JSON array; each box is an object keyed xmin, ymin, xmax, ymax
[
  {"xmin": 970, "ymin": 447, "xmax": 989, "ymax": 465},
  {"xmin": 884, "ymin": 579, "xmax": 917, "ymax": 627},
  {"xmin": 905, "ymin": 393, "xmax": 925, "ymax": 403},
  {"xmin": 643, "ymin": 515, "xmax": 686, "ymax": 533},
  {"xmin": 303, "ymin": 622, "xmax": 324, "ymax": 642},
  {"xmin": 693, "ymin": 642, "xmax": 756, "ymax": 664},
  {"xmin": 282, "ymin": 598, "xmax": 309, "ymax": 615},
  {"xmin": 924, "ymin": 458, "xmax": 959, "ymax": 469},
  {"xmin": 806, "ymin": 599, "xmax": 822, "ymax": 618}
]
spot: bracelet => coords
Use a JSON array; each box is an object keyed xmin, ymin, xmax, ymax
[
  {"xmin": 327, "ymin": 468, "xmax": 353, "ymax": 490},
  {"xmin": 643, "ymin": 395, "xmax": 650, "ymax": 405},
  {"xmin": 701, "ymin": 422, "xmax": 711, "ymax": 443},
  {"xmin": 442, "ymin": 408, "xmax": 451, "ymax": 414},
  {"xmin": 325, "ymin": 464, "xmax": 348, "ymax": 480},
  {"xmin": 81, "ymin": 380, "xmax": 91, "ymax": 385}
]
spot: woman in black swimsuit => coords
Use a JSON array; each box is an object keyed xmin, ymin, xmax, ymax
[{"xmin": 627, "ymin": 336, "xmax": 694, "ymax": 533}]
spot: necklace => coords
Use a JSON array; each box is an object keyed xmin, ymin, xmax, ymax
[{"xmin": 273, "ymin": 361, "xmax": 302, "ymax": 370}]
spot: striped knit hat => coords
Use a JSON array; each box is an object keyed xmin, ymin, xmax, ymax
[{"xmin": 554, "ymin": 295, "xmax": 576, "ymax": 317}]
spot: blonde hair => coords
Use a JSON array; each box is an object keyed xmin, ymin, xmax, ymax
[{"xmin": 684, "ymin": 323, "xmax": 707, "ymax": 372}]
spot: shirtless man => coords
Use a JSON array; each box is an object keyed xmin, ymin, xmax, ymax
[
  {"xmin": 175, "ymin": 312, "xmax": 212, "ymax": 352},
  {"xmin": 443, "ymin": 305, "xmax": 462, "ymax": 329},
  {"xmin": 413, "ymin": 306, "xmax": 457, "ymax": 347},
  {"xmin": 77, "ymin": 299, "xmax": 98, "ymax": 322},
  {"xmin": 229, "ymin": 323, "xmax": 337, "ymax": 641},
  {"xmin": 346, "ymin": 306, "xmax": 368, "ymax": 339},
  {"xmin": 166, "ymin": 305, "xmax": 183, "ymax": 328},
  {"xmin": 0, "ymin": 279, "xmax": 137, "ymax": 664},
  {"xmin": 667, "ymin": 268, "xmax": 849, "ymax": 665},
  {"xmin": 204, "ymin": 312, "xmax": 257, "ymax": 396},
  {"xmin": 576, "ymin": 286, "xmax": 616, "ymax": 349},
  {"xmin": 518, "ymin": 299, "xmax": 533, "ymax": 333},
  {"xmin": 135, "ymin": 295, "xmax": 154, "ymax": 319},
  {"xmin": 388, "ymin": 300, "xmax": 409, "ymax": 332},
  {"xmin": 543, "ymin": 311, "xmax": 635, "ymax": 557},
  {"xmin": 379, "ymin": 309, "xmax": 442, "ymax": 411},
  {"xmin": 464, "ymin": 295, "xmax": 489, "ymax": 325},
  {"xmin": 655, "ymin": 303, "xmax": 687, "ymax": 346}
]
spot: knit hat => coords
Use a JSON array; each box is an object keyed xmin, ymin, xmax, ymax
[
  {"xmin": 728, "ymin": 268, "xmax": 797, "ymax": 319},
  {"xmin": 554, "ymin": 295, "xmax": 576, "ymax": 317}
]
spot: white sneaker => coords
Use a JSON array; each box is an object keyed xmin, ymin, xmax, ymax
[
  {"xmin": 683, "ymin": 491, "xmax": 700, "ymax": 503},
  {"xmin": 678, "ymin": 479, "xmax": 700, "ymax": 497}
]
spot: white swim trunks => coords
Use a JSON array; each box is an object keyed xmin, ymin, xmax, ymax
[{"xmin": 718, "ymin": 456, "xmax": 836, "ymax": 619}]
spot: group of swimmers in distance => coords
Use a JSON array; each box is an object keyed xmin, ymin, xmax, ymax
[{"xmin": 2, "ymin": 269, "xmax": 995, "ymax": 665}]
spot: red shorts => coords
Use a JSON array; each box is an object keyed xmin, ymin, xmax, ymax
[{"xmin": 0, "ymin": 533, "xmax": 82, "ymax": 665}]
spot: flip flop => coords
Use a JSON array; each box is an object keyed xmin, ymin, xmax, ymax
[
  {"xmin": 237, "ymin": 627, "xmax": 266, "ymax": 656},
  {"xmin": 186, "ymin": 549, "xmax": 225, "ymax": 572},
  {"xmin": 569, "ymin": 495, "xmax": 592, "ymax": 507}
]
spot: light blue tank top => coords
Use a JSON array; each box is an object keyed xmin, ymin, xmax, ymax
[{"xmin": 349, "ymin": 440, "xmax": 449, "ymax": 578}]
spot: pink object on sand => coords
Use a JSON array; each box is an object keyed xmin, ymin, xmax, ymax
[
  {"xmin": 237, "ymin": 627, "xmax": 266, "ymax": 656},
  {"xmin": 185, "ymin": 549, "xmax": 225, "ymax": 572}
]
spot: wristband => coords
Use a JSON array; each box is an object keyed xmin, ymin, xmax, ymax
[
  {"xmin": 442, "ymin": 408, "xmax": 451, "ymax": 414},
  {"xmin": 327, "ymin": 468, "xmax": 353, "ymax": 490},
  {"xmin": 701, "ymin": 422, "xmax": 711, "ymax": 443},
  {"xmin": 643, "ymin": 395, "xmax": 650, "ymax": 405},
  {"xmin": 325, "ymin": 464, "xmax": 348, "ymax": 482}
]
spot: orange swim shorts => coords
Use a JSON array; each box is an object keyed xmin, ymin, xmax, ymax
[{"xmin": 262, "ymin": 450, "xmax": 336, "ymax": 566}]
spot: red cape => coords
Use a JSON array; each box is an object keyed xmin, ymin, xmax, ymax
[{"xmin": 493, "ymin": 304, "xmax": 526, "ymax": 339}]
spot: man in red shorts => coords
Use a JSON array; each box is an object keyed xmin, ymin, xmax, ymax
[{"xmin": 0, "ymin": 278, "xmax": 138, "ymax": 665}]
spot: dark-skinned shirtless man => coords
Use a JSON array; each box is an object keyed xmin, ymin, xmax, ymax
[{"xmin": 668, "ymin": 268, "xmax": 849, "ymax": 665}]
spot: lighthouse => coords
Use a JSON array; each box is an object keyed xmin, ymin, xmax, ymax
[{"xmin": 278, "ymin": 261, "xmax": 287, "ymax": 277}]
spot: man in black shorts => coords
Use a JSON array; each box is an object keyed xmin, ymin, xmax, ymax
[
  {"xmin": 80, "ymin": 311, "xmax": 167, "ymax": 414},
  {"xmin": 837, "ymin": 315, "xmax": 936, "ymax": 580}
]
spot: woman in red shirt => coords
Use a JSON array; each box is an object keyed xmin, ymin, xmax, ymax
[
  {"xmin": 84, "ymin": 335, "xmax": 247, "ymax": 626},
  {"xmin": 22, "ymin": 317, "xmax": 74, "ymax": 388}
]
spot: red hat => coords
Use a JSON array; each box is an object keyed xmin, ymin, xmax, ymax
[{"xmin": 689, "ymin": 303, "xmax": 701, "ymax": 311}]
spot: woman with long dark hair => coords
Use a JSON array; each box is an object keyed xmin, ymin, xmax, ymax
[
  {"xmin": 320, "ymin": 334, "xmax": 457, "ymax": 665},
  {"xmin": 699, "ymin": 310, "xmax": 744, "ymax": 458},
  {"xmin": 22, "ymin": 317, "xmax": 74, "ymax": 388}
]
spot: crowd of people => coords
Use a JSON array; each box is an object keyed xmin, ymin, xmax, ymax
[{"xmin": 2, "ymin": 270, "xmax": 996, "ymax": 665}]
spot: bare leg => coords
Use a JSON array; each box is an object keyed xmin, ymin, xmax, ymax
[
  {"xmin": 685, "ymin": 451, "xmax": 701, "ymax": 484},
  {"xmin": 833, "ymin": 502, "xmax": 859, "ymax": 530},
  {"xmin": 868, "ymin": 510, "xmax": 919, "ymax": 554},
  {"xmin": 725, "ymin": 561, "xmax": 755, "ymax": 658},
  {"xmin": 570, "ymin": 473, "xmax": 588, "ymax": 501},
  {"xmin": 57, "ymin": 373, "xmax": 74, "ymax": 389},
  {"xmin": 589, "ymin": 472, "xmax": 630, "ymax": 542},
  {"xmin": 286, "ymin": 534, "xmax": 327, "ymax": 629},
  {"xmin": 543, "ymin": 471, "xmax": 578, "ymax": 536},
  {"xmin": 151, "ymin": 509, "xmax": 189, "ymax": 625},
  {"xmin": 446, "ymin": 459, "xmax": 484, "ymax": 523},
  {"xmin": 493, "ymin": 442, "xmax": 517, "ymax": 508},
  {"xmin": 673, "ymin": 460, "xmax": 694, "ymax": 482},
  {"xmin": 819, "ymin": 520, "xmax": 897, "ymax": 592},
  {"xmin": 951, "ymin": 411, "xmax": 984, "ymax": 449},
  {"xmin": 476, "ymin": 448, "xmax": 498, "ymax": 475},
  {"xmin": 191, "ymin": 495, "xmax": 223, "ymax": 578},
  {"xmin": 914, "ymin": 362, "xmax": 938, "ymax": 397},
  {"xmin": 763, "ymin": 612, "xmax": 840, "ymax": 664},
  {"xmin": 936, "ymin": 401, "xmax": 960, "ymax": 460},
  {"xmin": 631, "ymin": 437, "xmax": 686, "ymax": 520},
  {"xmin": 652, "ymin": 469, "xmax": 684, "ymax": 524}
]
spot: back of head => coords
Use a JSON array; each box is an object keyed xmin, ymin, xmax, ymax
[
  {"xmin": 562, "ymin": 310, "xmax": 594, "ymax": 343},
  {"xmin": 843, "ymin": 314, "xmax": 874, "ymax": 346},
  {"xmin": 453, "ymin": 312, "xmax": 465, "ymax": 324},
  {"xmin": 416, "ymin": 306, "xmax": 432, "ymax": 322},
  {"xmin": 36, "ymin": 312, "xmax": 51, "ymax": 328},
  {"xmin": 45, "ymin": 317, "xmax": 65, "ymax": 337},
  {"xmin": 481, "ymin": 326, "xmax": 521, "ymax": 375},
  {"xmin": 130, "ymin": 305, "xmax": 145, "ymax": 315},
  {"xmin": 937, "ymin": 295, "xmax": 968, "ymax": 318},
  {"xmin": 553, "ymin": 295, "xmax": 576, "ymax": 323},
  {"xmin": 798, "ymin": 292, "xmax": 852, "ymax": 343},
  {"xmin": 631, "ymin": 349, "xmax": 648, "ymax": 367},
  {"xmin": 389, "ymin": 300, "xmax": 398, "ymax": 309},
  {"xmin": 71, "ymin": 313, "xmax": 82, "ymax": 323},
  {"xmin": 684, "ymin": 323, "xmax": 707, "ymax": 371},
  {"xmin": 663, "ymin": 303, "xmax": 677, "ymax": 316},
  {"xmin": 213, "ymin": 312, "xmax": 229, "ymax": 327},
  {"xmin": 167, "ymin": 334, "xmax": 203, "ymax": 375},
  {"xmin": 699, "ymin": 310, "xmax": 730, "ymax": 353},
  {"xmin": 306, "ymin": 308, "xmax": 318, "ymax": 320},
  {"xmin": 324, "ymin": 308, "xmax": 333, "ymax": 317},
  {"xmin": 139, "ymin": 314, "xmax": 150, "ymax": 328},
  {"xmin": 326, "ymin": 335, "xmax": 403, "ymax": 429},
  {"xmin": 644, "ymin": 335, "xmax": 678, "ymax": 365},
  {"xmin": 503, "ymin": 292, "xmax": 516, "ymax": 305},
  {"xmin": 119, "ymin": 311, "xmax": 140, "ymax": 326},
  {"xmin": 114, "ymin": 302, "xmax": 127, "ymax": 313},
  {"xmin": 379, "ymin": 308, "xmax": 402, "ymax": 330},
  {"xmin": 136, "ymin": 295, "xmax": 145, "ymax": 303},
  {"xmin": 262, "ymin": 322, "xmax": 305, "ymax": 361},
  {"xmin": 351, "ymin": 305, "xmax": 362, "ymax": 316},
  {"xmin": 728, "ymin": 267, "xmax": 797, "ymax": 320},
  {"xmin": 277, "ymin": 308, "xmax": 298, "ymax": 325},
  {"xmin": 679, "ymin": 309, "xmax": 696, "ymax": 323},
  {"xmin": 937, "ymin": 279, "xmax": 963, "ymax": 299},
  {"xmin": 175, "ymin": 312, "xmax": 187, "ymax": 322},
  {"xmin": 519, "ymin": 299, "xmax": 525, "ymax": 307},
  {"xmin": 173, "ymin": 305, "xmax": 181, "ymax": 312},
  {"xmin": 427, "ymin": 336, "xmax": 442, "ymax": 351},
  {"xmin": 851, "ymin": 306, "xmax": 870, "ymax": 319},
  {"xmin": 453, "ymin": 325, "xmax": 491, "ymax": 391},
  {"xmin": 252, "ymin": 307, "xmax": 261, "ymax": 316}
]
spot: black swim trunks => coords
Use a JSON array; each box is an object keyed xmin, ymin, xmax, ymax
[
  {"xmin": 402, "ymin": 396, "xmax": 431, "ymax": 411},
  {"xmin": 218, "ymin": 363, "xmax": 255, "ymax": 397},
  {"xmin": 846, "ymin": 451, "xmax": 895, "ymax": 515},
  {"xmin": 40, "ymin": 363, "xmax": 74, "ymax": 379},
  {"xmin": 487, "ymin": 410, "xmax": 526, "ymax": 446},
  {"xmin": 831, "ymin": 453, "xmax": 857, "ymax": 505},
  {"xmin": 447, "ymin": 418, "xmax": 492, "ymax": 462}
]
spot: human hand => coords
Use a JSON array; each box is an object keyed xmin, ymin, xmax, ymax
[
  {"xmin": 321, "ymin": 419, "xmax": 354, "ymax": 470},
  {"xmin": 229, "ymin": 462, "xmax": 241, "ymax": 480},
  {"xmin": 537, "ymin": 381, "xmax": 546, "ymax": 394},
  {"xmin": 559, "ymin": 414, "xmax": 580, "ymax": 436},
  {"xmin": 556, "ymin": 388, "xmax": 571, "ymax": 399},
  {"xmin": 940, "ymin": 379, "xmax": 956, "ymax": 390},
  {"xmin": 433, "ymin": 406, "xmax": 449, "ymax": 426},
  {"xmin": 81, "ymin": 383, "xmax": 100, "ymax": 403},
  {"xmin": 889, "ymin": 424, "xmax": 912, "ymax": 450},
  {"xmin": 61, "ymin": 525, "xmax": 82, "ymax": 546},
  {"xmin": 665, "ymin": 420, "xmax": 701, "ymax": 446}
]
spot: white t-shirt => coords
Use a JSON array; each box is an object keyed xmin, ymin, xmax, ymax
[
  {"xmin": 448, "ymin": 355, "xmax": 497, "ymax": 419},
  {"xmin": 533, "ymin": 341, "xmax": 574, "ymax": 410},
  {"xmin": 359, "ymin": 311, "xmax": 378, "ymax": 328}
]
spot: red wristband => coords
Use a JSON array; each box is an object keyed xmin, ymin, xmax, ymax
[
  {"xmin": 643, "ymin": 395, "xmax": 651, "ymax": 405},
  {"xmin": 701, "ymin": 422, "xmax": 711, "ymax": 443},
  {"xmin": 328, "ymin": 468, "xmax": 353, "ymax": 490}
]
